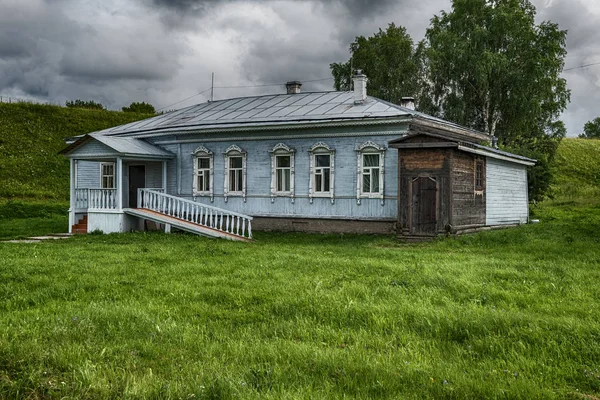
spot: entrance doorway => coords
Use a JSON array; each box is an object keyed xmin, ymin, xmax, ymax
[
  {"xmin": 129, "ymin": 165, "xmax": 146, "ymax": 208},
  {"xmin": 411, "ymin": 176, "xmax": 438, "ymax": 235}
]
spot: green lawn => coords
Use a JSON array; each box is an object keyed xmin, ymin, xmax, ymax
[{"xmin": 0, "ymin": 202, "xmax": 599, "ymax": 399}]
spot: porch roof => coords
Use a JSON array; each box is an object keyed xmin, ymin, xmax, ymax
[{"xmin": 60, "ymin": 133, "xmax": 175, "ymax": 160}]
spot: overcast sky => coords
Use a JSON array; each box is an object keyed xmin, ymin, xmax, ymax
[{"xmin": 1, "ymin": 0, "xmax": 599, "ymax": 136}]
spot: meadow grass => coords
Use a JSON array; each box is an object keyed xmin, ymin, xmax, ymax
[{"xmin": 0, "ymin": 201, "xmax": 599, "ymax": 399}]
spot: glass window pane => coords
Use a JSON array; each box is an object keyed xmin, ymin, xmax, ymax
[
  {"xmin": 276, "ymin": 169, "xmax": 283, "ymax": 191},
  {"xmin": 199, "ymin": 158, "xmax": 210, "ymax": 169},
  {"xmin": 363, "ymin": 173, "xmax": 371, "ymax": 193},
  {"xmin": 198, "ymin": 175, "xmax": 204, "ymax": 191},
  {"xmin": 363, "ymin": 154, "xmax": 379, "ymax": 167},
  {"xmin": 229, "ymin": 170, "xmax": 236, "ymax": 191},
  {"xmin": 284, "ymin": 170, "xmax": 290, "ymax": 191},
  {"xmin": 236, "ymin": 170, "xmax": 243, "ymax": 191},
  {"xmin": 315, "ymin": 174, "xmax": 322, "ymax": 192},
  {"xmin": 230, "ymin": 156, "xmax": 242, "ymax": 169},
  {"xmin": 277, "ymin": 155, "xmax": 290, "ymax": 168},
  {"xmin": 316, "ymin": 154, "xmax": 330, "ymax": 167},
  {"xmin": 372, "ymin": 169, "xmax": 379, "ymax": 192},
  {"xmin": 323, "ymin": 168, "xmax": 330, "ymax": 191}
]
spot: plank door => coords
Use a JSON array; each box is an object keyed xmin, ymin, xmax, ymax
[
  {"xmin": 411, "ymin": 176, "xmax": 438, "ymax": 235},
  {"xmin": 129, "ymin": 165, "xmax": 146, "ymax": 208}
]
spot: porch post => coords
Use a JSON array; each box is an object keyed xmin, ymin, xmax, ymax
[
  {"xmin": 68, "ymin": 158, "xmax": 75, "ymax": 233},
  {"xmin": 116, "ymin": 157, "xmax": 123, "ymax": 210},
  {"xmin": 162, "ymin": 160, "xmax": 168, "ymax": 193}
]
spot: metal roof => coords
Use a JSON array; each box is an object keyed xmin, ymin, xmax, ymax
[{"xmin": 93, "ymin": 91, "xmax": 417, "ymax": 137}]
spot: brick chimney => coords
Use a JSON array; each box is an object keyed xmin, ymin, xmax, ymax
[
  {"xmin": 400, "ymin": 97, "xmax": 415, "ymax": 110},
  {"xmin": 353, "ymin": 70, "xmax": 367, "ymax": 104},
  {"xmin": 286, "ymin": 81, "xmax": 302, "ymax": 94}
]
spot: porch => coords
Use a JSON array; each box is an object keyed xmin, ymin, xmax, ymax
[{"xmin": 62, "ymin": 133, "xmax": 252, "ymax": 241}]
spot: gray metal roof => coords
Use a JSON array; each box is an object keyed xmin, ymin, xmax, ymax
[{"xmin": 94, "ymin": 91, "xmax": 416, "ymax": 137}]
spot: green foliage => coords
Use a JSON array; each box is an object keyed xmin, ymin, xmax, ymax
[
  {"xmin": 65, "ymin": 99, "xmax": 105, "ymax": 110},
  {"xmin": 0, "ymin": 202, "xmax": 600, "ymax": 398},
  {"xmin": 0, "ymin": 103, "xmax": 153, "ymax": 200},
  {"xmin": 0, "ymin": 199, "xmax": 68, "ymax": 219},
  {"xmin": 330, "ymin": 23, "xmax": 423, "ymax": 106},
  {"xmin": 122, "ymin": 101, "xmax": 156, "ymax": 114},
  {"xmin": 578, "ymin": 117, "xmax": 600, "ymax": 139},
  {"xmin": 420, "ymin": 0, "xmax": 569, "ymax": 201}
]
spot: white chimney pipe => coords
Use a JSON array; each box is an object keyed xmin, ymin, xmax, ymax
[{"xmin": 353, "ymin": 70, "xmax": 367, "ymax": 104}]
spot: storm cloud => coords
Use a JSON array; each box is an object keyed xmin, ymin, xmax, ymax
[{"xmin": 0, "ymin": 0, "xmax": 598, "ymax": 135}]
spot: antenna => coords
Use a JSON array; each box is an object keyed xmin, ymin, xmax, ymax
[{"xmin": 210, "ymin": 72, "xmax": 214, "ymax": 102}]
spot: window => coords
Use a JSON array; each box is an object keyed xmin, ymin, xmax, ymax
[
  {"xmin": 276, "ymin": 156, "xmax": 291, "ymax": 192},
  {"xmin": 308, "ymin": 142, "xmax": 335, "ymax": 203},
  {"xmin": 192, "ymin": 146, "xmax": 214, "ymax": 200},
  {"xmin": 475, "ymin": 159, "xmax": 484, "ymax": 190},
  {"xmin": 224, "ymin": 145, "xmax": 247, "ymax": 201},
  {"xmin": 270, "ymin": 143, "xmax": 295, "ymax": 201},
  {"xmin": 362, "ymin": 154, "xmax": 380, "ymax": 193},
  {"xmin": 229, "ymin": 156, "xmax": 243, "ymax": 192},
  {"xmin": 356, "ymin": 141, "xmax": 386, "ymax": 204},
  {"xmin": 315, "ymin": 154, "xmax": 331, "ymax": 192},
  {"xmin": 100, "ymin": 162, "xmax": 115, "ymax": 189}
]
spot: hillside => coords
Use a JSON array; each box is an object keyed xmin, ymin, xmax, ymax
[
  {"xmin": 551, "ymin": 138, "xmax": 600, "ymax": 201},
  {"xmin": 0, "ymin": 103, "xmax": 153, "ymax": 199}
]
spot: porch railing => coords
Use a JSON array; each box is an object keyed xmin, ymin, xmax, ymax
[
  {"xmin": 89, "ymin": 189, "xmax": 118, "ymax": 210},
  {"xmin": 74, "ymin": 188, "xmax": 89, "ymax": 209},
  {"xmin": 138, "ymin": 188, "xmax": 252, "ymax": 239}
]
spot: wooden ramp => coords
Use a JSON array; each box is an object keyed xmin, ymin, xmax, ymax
[{"xmin": 124, "ymin": 189, "xmax": 253, "ymax": 242}]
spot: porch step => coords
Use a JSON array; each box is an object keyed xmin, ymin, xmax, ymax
[
  {"xmin": 123, "ymin": 208, "xmax": 252, "ymax": 242},
  {"xmin": 72, "ymin": 215, "xmax": 88, "ymax": 234}
]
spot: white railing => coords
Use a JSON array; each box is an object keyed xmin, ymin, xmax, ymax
[
  {"xmin": 138, "ymin": 188, "xmax": 252, "ymax": 239},
  {"xmin": 74, "ymin": 188, "xmax": 89, "ymax": 209},
  {"xmin": 89, "ymin": 189, "xmax": 118, "ymax": 210}
]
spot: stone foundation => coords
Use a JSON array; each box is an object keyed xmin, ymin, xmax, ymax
[{"xmin": 251, "ymin": 217, "xmax": 396, "ymax": 234}]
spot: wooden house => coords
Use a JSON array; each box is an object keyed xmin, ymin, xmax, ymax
[{"xmin": 61, "ymin": 73, "xmax": 534, "ymax": 241}]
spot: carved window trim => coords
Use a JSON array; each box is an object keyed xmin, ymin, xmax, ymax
[
  {"xmin": 269, "ymin": 143, "xmax": 295, "ymax": 203},
  {"xmin": 192, "ymin": 146, "xmax": 214, "ymax": 201},
  {"xmin": 356, "ymin": 141, "xmax": 386, "ymax": 205},
  {"xmin": 223, "ymin": 145, "xmax": 247, "ymax": 202},
  {"xmin": 308, "ymin": 142, "xmax": 335, "ymax": 204}
]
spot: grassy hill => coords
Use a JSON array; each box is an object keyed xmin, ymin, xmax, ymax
[
  {"xmin": 551, "ymin": 138, "xmax": 600, "ymax": 202},
  {"xmin": 0, "ymin": 103, "xmax": 153, "ymax": 200}
]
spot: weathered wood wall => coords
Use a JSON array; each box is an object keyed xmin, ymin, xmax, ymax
[
  {"xmin": 397, "ymin": 146, "xmax": 452, "ymax": 235},
  {"xmin": 451, "ymin": 151, "xmax": 485, "ymax": 227},
  {"xmin": 486, "ymin": 158, "xmax": 528, "ymax": 225}
]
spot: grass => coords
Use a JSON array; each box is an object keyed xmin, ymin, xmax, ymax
[
  {"xmin": 0, "ymin": 103, "xmax": 153, "ymax": 200},
  {"xmin": 0, "ymin": 138, "xmax": 599, "ymax": 398},
  {"xmin": 0, "ymin": 201, "xmax": 599, "ymax": 399}
]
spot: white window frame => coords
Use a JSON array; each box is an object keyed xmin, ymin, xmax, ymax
[
  {"xmin": 192, "ymin": 146, "xmax": 214, "ymax": 201},
  {"xmin": 270, "ymin": 143, "xmax": 295, "ymax": 203},
  {"xmin": 308, "ymin": 142, "xmax": 335, "ymax": 204},
  {"xmin": 100, "ymin": 162, "xmax": 115, "ymax": 189},
  {"xmin": 223, "ymin": 145, "xmax": 247, "ymax": 202},
  {"xmin": 356, "ymin": 141, "xmax": 386, "ymax": 205}
]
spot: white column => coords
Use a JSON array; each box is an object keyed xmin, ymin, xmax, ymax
[
  {"xmin": 68, "ymin": 158, "xmax": 75, "ymax": 233},
  {"xmin": 162, "ymin": 160, "xmax": 168, "ymax": 193},
  {"xmin": 116, "ymin": 157, "xmax": 123, "ymax": 210}
]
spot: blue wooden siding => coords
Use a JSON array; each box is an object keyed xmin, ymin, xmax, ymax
[
  {"xmin": 70, "ymin": 140, "xmax": 114, "ymax": 157},
  {"xmin": 163, "ymin": 131, "xmax": 402, "ymax": 221},
  {"xmin": 76, "ymin": 160, "xmax": 100, "ymax": 188}
]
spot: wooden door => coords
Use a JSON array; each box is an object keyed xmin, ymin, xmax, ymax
[
  {"xmin": 129, "ymin": 165, "xmax": 146, "ymax": 208},
  {"xmin": 411, "ymin": 176, "xmax": 438, "ymax": 235}
]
